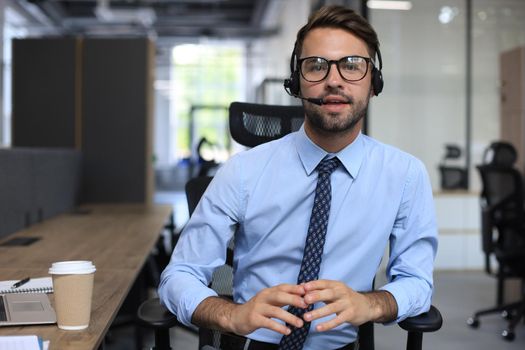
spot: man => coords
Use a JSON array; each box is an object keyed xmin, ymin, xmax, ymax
[{"xmin": 159, "ymin": 5, "xmax": 437, "ymax": 350}]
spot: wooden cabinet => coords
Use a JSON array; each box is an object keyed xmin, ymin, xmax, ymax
[{"xmin": 500, "ymin": 46, "xmax": 525, "ymax": 172}]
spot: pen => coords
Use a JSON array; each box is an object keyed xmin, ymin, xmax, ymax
[{"xmin": 11, "ymin": 277, "xmax": 30, "ymax": 289}]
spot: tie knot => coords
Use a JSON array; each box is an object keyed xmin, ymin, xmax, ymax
[{"xmin": 317, "ymin": 157, "xmax": 340, "ymax": 175}]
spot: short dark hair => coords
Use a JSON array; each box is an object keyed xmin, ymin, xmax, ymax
[{"xmin": 294, "ymin": 5, "xmax": 380, "ymax": 60}]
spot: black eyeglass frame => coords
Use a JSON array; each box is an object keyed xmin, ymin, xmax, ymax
[{"xmin": 297, "ymin": 55, "xmax": 375, "ymax": 83}]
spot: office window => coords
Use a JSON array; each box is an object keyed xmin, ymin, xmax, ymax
[
  {"xmin": 171, "ymin": 43, "xmax": 244, "ymax": 163},
  {"xmin": 153, "ymin": 42, "xmax": 244, "ymax": 191}
]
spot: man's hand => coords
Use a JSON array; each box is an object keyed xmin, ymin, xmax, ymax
[
  {"xmin": 192, "ymin": 284, "xmax": 308, "ymax": 336},
  {"xmin": 301, "ymin": 280, "xmax": 398, "ymax": 332}
]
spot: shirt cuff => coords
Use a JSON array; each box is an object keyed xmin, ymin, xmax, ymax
[
  {"xmin": 379, "ymin": 282, "xmax": 411, "ymax": 324},
  {"xmin": 176, "ymin": 287, "xmax": 219, "ymax": 327}
]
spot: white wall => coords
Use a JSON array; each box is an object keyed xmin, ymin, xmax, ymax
[{"xmin": 434, "ymin": 193, "xmax": 483, "ymax": 270}]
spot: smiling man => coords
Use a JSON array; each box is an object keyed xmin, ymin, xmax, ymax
[{"xmin": 159, "ymin": 5, "xmax": 438, "ymax": 350}]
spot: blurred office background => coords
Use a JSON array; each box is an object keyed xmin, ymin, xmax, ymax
[{"xmin": 0, "ymin": 0, "xmax": 524, "ymax": 348}]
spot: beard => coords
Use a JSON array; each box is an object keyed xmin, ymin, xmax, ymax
[{"xmin": 303, "ymin": 91, "xmax": 370, "ymax": 133}]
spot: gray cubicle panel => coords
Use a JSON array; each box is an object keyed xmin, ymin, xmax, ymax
[
  {"xmin": 80, "ymin": 38, "xmax": 153, "ymax": 203},
  {"xmin": 31, "ymin": 148, "xmax": 81, "ymax": 221},
  {"xmin": 11, "ymin": 37, "xmax": 153, "ymax": 205},
  {"xmin": 11, "ymin": 38, "xmax": 78, "ymax": 148},
  {"xmin": 0, "ymin": 149, "xmax": 32, "ymax": 238},
  {"xmin": 0, "ymin": 148, "xmax": 81, "ymax": 239}
]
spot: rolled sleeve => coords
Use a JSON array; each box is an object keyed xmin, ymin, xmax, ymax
[
  {"xmin": 159, "ymin": 273, "xmax": 219, "ymax": 326},
  {"xmin": 381, "ymin": 158, "xmax": 438, "ymax": 323}
]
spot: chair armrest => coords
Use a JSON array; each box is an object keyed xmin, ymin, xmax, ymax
[
  {"xmin": 137, "ymin": 297, "xmax": 180, "ymax": 329},
  {"xmin": 398, "ymin": 305, "xmax": 443, "ymax": 333}
]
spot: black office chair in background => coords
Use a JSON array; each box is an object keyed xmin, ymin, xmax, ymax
[
  {"xmin": 437, "ymin": 144, "xmax": 468, "ymax": 190},
  {"xmin": 467, "ymin": 141, "xmax": 525, "ymax": 341},
  {"xmin": 138, "ymin": 102, "xmax": 442, "ymax": 350}
]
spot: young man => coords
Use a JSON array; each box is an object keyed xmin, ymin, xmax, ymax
[{"xmin": 159, "ymin": 5, "xmax": 437, "ymax": 350}]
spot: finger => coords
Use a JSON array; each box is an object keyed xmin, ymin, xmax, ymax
[
  {"xmin": 303, "ymin": 279, "xmax": 332, "ymax": 291},
  {"xmin": 255, "ymin": 314, "xmax": 293, "ymax": 335},
  {"xmin": 315, "ymin": 314, "xmax": 346, "ymax": 332},
  {"xmin": 275, "ymin": 283, "xmax": 306, "ymax": 296},
  {"xmin": 265, "ymin": 290, "xmax": 307, "ymax": 309},
  {"xmin": 263, "ymin": 306, "xmax": 304, "ymax": 329},
  {"xmin": 303, "ymin": 303, "xmax": 340, "ymax": 322},
  {"xmin": 304, "ymin": 288, "xmax": 337, "ymax": 305}
]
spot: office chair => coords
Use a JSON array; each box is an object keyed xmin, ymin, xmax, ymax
[
  {"xmin": 438, "ymin": 144, "xmax": 468, "ymax": 190},
  {"xmin": 228, "ymin": 102, "xmax": 304, "ymax": 147},
  {"xmin": 467, "ymin": 141, "xmax": 525, "ymax": 341},
  {"xmin": 138, "ymin": 102, "xmax": 442, "ymax": 350}
]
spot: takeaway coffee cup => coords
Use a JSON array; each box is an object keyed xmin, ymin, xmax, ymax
[{"xmin": 49, "ymin": 260, "xmax": 96, "ymax": 330}]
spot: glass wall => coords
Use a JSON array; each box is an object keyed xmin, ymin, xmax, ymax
[
  {"xmin": 369, "ymin": 0, "xmax": 467, "ymax": 191},
  {"xmin": 369, "ymin": 0, "xmax": 525, "ymax": 192},
  {"xmin": 471, "ymin": 0, "xmax": 525, "ymax": 188}
]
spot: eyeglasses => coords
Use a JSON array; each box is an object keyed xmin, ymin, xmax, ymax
[{"xmin": 298, "ymin": 56, "xmax": 373, "ymax": 83}]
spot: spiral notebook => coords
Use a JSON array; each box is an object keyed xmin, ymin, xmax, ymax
[{"xmin": 0, "ymin": 277, "xmax": 53, "ymax": 294}]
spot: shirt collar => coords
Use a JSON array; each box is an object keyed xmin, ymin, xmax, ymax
[{"xmin": 295, "ymin": 126, "xmax": 364, "ymax": 179}]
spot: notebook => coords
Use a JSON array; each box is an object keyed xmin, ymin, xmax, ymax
[
  {"xmin": 0, "ymin": 293, "xmax": 56, "ymax": 326},
  {"xmin": 0, "ymin": 277, "xmax": 53, "ymax": 294},
  {"xmin": 0, "ymin": 335, "xmax": 48, "ymax": 350}
]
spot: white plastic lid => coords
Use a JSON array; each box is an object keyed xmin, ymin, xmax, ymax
[{"xmin": 48, "ymin": 260, "xmax": 96, "ymax": 275}]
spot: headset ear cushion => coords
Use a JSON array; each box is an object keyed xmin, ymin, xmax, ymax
[
  {"xmin": 289, "ymin": 70, "xmax": 300, "ymax": 96},
  {"xmin": 372, "ymin": 67, "xmax": 384, "ymax": 96}
]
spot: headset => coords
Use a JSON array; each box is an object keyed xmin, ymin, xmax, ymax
[{"xmin": 284, "ymin": 42, "xmax": 384, "ymax": 97}]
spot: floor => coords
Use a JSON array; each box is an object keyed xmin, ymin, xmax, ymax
[{"xmin": 105, "ymin": 270, "xmax": 525, "ymax": 350}]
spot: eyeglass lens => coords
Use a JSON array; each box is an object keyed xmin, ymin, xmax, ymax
[{"xmin": 300, "ymin": 56, "xmax": 369, "ymax": 82}]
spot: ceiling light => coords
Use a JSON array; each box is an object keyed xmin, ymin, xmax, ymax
[
  {"xmin": 367, "ymin": 1, "xmax": 413, "ymax": 11},
  {"xmin": 438, "ymin": 6, "xmax": 459, "ymax": 24}
]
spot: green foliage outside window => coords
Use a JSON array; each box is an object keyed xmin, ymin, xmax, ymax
[{"xmin": 172, "ymin": 44, "xmax": 242, "ymax": 162}]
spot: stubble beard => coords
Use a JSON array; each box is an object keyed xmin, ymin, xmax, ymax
[{"xmin": 303, "ymin": 94, "xmax": 370, "ymax": 134}]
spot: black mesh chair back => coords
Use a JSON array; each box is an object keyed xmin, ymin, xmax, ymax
[
  {"xmin": 482, "ymin": 141, "xmax": 518, "ymax": 167},
  {"xmin": 477, "ymin": 162, "xmax": 524, "ymax": 267},
  {"xmin": 229, "ymin": 102, "xmax": 304, "ymax": 147},
  {"xmin": 477, "ymin": 141, "xmax": 524, "ymax": 255}
]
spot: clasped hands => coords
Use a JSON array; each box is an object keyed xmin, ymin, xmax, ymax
[{"xmin": 228, "ymin": 280, "xmax": 375, "ymax": 336}]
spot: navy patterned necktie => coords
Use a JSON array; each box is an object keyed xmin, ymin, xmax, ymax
[{"xmin": 279, "ymin": 157, "xmax": 341, "ymax": 350}]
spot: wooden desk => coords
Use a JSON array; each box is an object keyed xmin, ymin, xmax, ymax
[{"xmin": 0, "ymin": 204, "xmax": 172, "ymax": 350}]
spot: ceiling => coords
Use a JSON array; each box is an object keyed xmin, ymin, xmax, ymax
[{"xmin": 22, "ymin": 0, "xmax": 280, "ymax": 39}]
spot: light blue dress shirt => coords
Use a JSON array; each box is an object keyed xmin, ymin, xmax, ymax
[{"xmin": 159, "ymin": 127, "xmax": 438, "ymax": 349}]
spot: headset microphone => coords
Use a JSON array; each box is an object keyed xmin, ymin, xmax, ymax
[
  {"xmin": 300, "ymin": 96, "xmax": 324, "ymax": 105},
  {"xmin": 283, "ymin": 79, "xmax": 324, "ymax": 106},
  {"xmin": 284, "ymin": 79, "xmax": 352, "ymax": 106}
]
